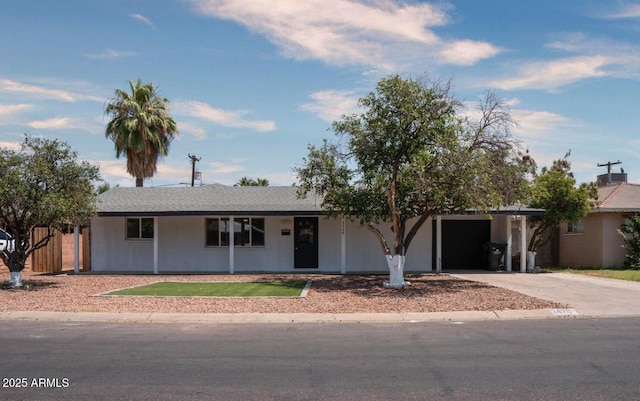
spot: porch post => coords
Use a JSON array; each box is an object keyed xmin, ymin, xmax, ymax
[
  {"xmin": 505, "ymin": 217, "xmax": 512, "ymax": 272},
  {"xmin": 436, "ymin": 215, "xmax": 442, "ymax": 273},
  {"xmin": 73, "ymin": 225, "xmax": 80, "ymax": 274},
  {"xmin": 340, "ymin": 217, "xmax": 346, "ymax": 274},
  {"xmin": 229, "ymin": 216, "xmax": 235, "ymax": 274},
  {"xmin": 520, "ymin": 215, "xmax": 527, "ymax": 273},
  {"xmin": 153, "ymin": 217, "xmax": 159, "ymax": 274}
]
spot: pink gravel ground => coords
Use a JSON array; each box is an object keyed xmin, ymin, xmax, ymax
[{"xmin": 0, "ymin": 269, "xmax": 566, "ymax": 314}]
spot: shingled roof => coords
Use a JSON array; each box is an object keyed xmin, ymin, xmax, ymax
[
  {"xmin": 96, "ymin": 184, "xmax": 323, "ymax": 216},
  {"xmin": 96, "ymin": 184, "xmax": 545, "ymax": 217},
  {"xmin": 593, "ymin": 182, "xmax": 640, "ymax": 213}
]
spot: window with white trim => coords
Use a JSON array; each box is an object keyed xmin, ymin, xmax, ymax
[
  {"xmin": 205, "ymin": 217, "xmax": 265, "ymax": 247},
  {"xmin": 126, "ymin": 218, "xmax": 154, "ymax": 239},
  {"xmin": 566, "ymin": 219, "xmax": 585, "ymax": 234}
]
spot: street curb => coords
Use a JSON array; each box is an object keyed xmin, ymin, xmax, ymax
[{"xmin": 0, "ymin": 309, "xmax": 581, "ymax": 324}]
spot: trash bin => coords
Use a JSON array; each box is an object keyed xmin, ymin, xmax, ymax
[{"xmin": 485, "ymin": 243, "xmax": 506, "ymax": 271}]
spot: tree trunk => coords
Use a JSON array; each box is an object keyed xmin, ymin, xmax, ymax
[
  {"xmin": 527, "ymin": 251, "xmax": 537, "ymax": 273},
  {"xmin": 383, "ymin": 255, "xmax": 410, "ymax": 288},
  {"xmin": 4, "ymin": 247, "xmax": 28, "ymax": 287},
  {"xmin": 136, "ymin": 177, "xmax": 143, "ymax": 187},
  {"xmin": 9, "ymin": 271, "xmax": 23, "ymax": 287}
]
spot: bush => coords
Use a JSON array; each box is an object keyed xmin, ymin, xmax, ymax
[{"xmin": 618, "ymin": 213, "xmax": 640, "ymax": 270}]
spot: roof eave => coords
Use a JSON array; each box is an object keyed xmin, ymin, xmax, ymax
[{"xmin": 96, "ymin": 210, "xmax": 325, "ymax": 217}]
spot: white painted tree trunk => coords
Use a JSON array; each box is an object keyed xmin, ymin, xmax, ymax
[
  {"xmin": 383, "ymin": 255, "xmax": 410, "ymax": 288},
  {"xmin": 527, "ymin": 251, "xmax": 537, "ymax": 273},
  {"xmin": 9, "ymin": 271, "xmax": 23, "ymax": 287}
]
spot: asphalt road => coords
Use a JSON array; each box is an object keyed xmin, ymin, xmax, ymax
[{"xmin": 1, "ymin": 318, "xmax": 639, "ymax": 401}]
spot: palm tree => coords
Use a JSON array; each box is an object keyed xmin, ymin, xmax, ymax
[
  {"xmin": 255, "ymin": 178, "xmax": 269, "ymax": 186},
  {"xmin": 236, "ymin": 177, "xmax": 255, "ymax": 186},
  {"xmin": 105, "ymin": 79, "xmax": 178, "ymax": 187},
  {"xmin": 236, "ymin": 177, "xmax": 270, "ymax": 186}
]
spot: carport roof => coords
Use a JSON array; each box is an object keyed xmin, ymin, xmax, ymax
[{"xmin": 96, "ymin": 185, "xmax": 545, "ymax": 217}]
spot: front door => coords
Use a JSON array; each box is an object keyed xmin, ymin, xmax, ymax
[{"xmin": 294, "ymin": 217, "xmax": 318, "ymax": 268}]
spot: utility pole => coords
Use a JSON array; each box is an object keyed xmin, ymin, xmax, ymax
[
  {"xmin": 597, "ymin": 160, "xmax": 621, "ymax": 173},
  {"xmin": 188, "ymin": 154, "xmax": 201, "ymax": 187},
  {"xmin": 597, "ymin": 160, "xmax": 622, "ymax": 186}
]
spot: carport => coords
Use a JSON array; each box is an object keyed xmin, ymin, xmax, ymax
[{"xmin": 432, "ymin": 207, "xmax": 545, "ymax": 273}]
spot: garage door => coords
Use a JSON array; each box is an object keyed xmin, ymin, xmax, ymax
[{"xmin": 432, "ymin": 220, "xmax": 491, "ymax": 270}]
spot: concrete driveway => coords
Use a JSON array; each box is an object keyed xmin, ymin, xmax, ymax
[{"xmin": 451, "ymin": 271, "xmax": 640, "ymax": 318}]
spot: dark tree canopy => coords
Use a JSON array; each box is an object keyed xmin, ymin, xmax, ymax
[
  {"xmin": 296, "ymin": 74, "xmax": 531, "ymax": 259},
  {"xmin": 0, "ymin": 136, "xmax": 100, "ymax": 274}
]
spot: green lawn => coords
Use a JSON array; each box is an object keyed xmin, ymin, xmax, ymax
[
  {"xmin": 550, "ymin": 268, "xmax": 640, "ymax": 282},
  {"xmin": 105, "ymin": 281, "xmax": 309, "ymax": 297}
]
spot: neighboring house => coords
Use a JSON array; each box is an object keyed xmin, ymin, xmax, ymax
[
  {"xmin": 90, "ymin": 184, "xmax": 542, "ymax": 274},
  {"xmin": 560, "ymin": 173, "xmax": 640, "ymax": 268}
]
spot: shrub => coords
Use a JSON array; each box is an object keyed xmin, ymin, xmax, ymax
[{"xmin": 618, "ymin": 213, "xmax": 640, "ymax": 270}]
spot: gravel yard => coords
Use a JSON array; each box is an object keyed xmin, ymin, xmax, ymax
[{"xmin": 0, "ymin": 269, "xmax": 566, "ymax": 314}]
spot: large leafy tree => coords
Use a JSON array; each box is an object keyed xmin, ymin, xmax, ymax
[
  {"xmin": 296, "ymin": 74, "xmax": 531, "ymax": 286},
  {"xmin": 0, "ymin": 136, "xmax": 100, "ymax": 286},
  {"xmin": 105, "ymin": 79, "xmax": 178, "ymax": 187},
  {"xmin": 527, "ymin": 154, "xmax": 597, "ymax": 252}
]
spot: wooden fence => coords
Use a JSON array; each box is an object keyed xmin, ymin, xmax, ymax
[{"xmin": 30, "ymin": 227, "xmax": 90, "ymax": 273}]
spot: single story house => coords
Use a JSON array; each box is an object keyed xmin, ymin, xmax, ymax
[
  {"xmin": 90, "ymin": 184, "xmax": 543, "ymax": 274},
  {"xmin": 560, "ymin": 179, "xmax": 640, "ymax": 268}
]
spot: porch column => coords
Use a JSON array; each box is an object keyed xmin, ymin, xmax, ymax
[
  {"xmin": 153, "ymin": 217, "xmax": 159, "ymax": 274},
  {"xmin": 505, "ymin": 217, "xmax": 512, "ymax": 272},
  {"xmin": 520, "ymin": 215, "xmax": 527, "ymax": 273},
  {"xmin": 340, "ymin": 217, "xmax": 346, "ymax": 274},
  {"xmin": 73, "ymin": 225, "xmax": 80, "ymax": 274},
  {"xmin": 436, "ymin": 215, "xmax": 442, "ymax": 273},
  {"xmin": 229, "ymin": 216, "xmax": 235, "ymax": 274}
]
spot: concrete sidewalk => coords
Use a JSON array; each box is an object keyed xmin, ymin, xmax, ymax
[{"xmin": 1, "ymin": 272, "xmax": 638, "ymax": 324}]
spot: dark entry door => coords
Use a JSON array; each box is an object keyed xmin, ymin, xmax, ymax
[
  {"xmin": 432, "ymin": 220, "xmax": 491, "ymax": 270},
  {"xmin": 294, "ymin": 217, "xmax": 318, "ymax": 268}
]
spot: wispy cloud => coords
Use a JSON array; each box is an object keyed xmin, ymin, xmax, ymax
[
  {"xmin": 0, "ymin": 78, "xmax": 104, "ymax": 102},
  {"xmin": 208, "ymin": 161, "xmax": 244, "ymax": 174},
  {"xmin": 27, "ymin": 117, "xmax": 99, "ymax": 132},
  {"xmin": 0, "ymin": 103, "xmax": 31, "ymax": 119},
  {"xmin": 489, "ymin": 55, "xmax": 611, "ymax": 91},
  {"xmin": 511, "ymin": 109, "xmax": 571, "ymax": 138},
  {"xmin": 93, "ymin": 159, "xmax": 134, "ymax": 187},
  {"xmin": 439, "ymin": 39, "xmax": 502, "ymax": 66},
  {"xmin": 300, "ymin": 90, "xmax": 360, "ymax": 122},
  {"xmin": 0, "ymin": 141, "xmax": 22, "ymax": 151},
  {"xmin": 601, "ymin": 4, "xmax": 640, "ymax": 19},
  {"xmin": 86, "ymin": 49, "xmax": 138, "ymax": 60},
  {"xmin": 130, "ymin": 13, "xmax": 154, "ymax": 26},
  {"xmin": 488, "ymin": 32, "xmax": 640, "ymax": 91},
  {"xmin": 185, "ymin": 0, "xmax": 501, "ymax": 70},
  {"xmin": 176, "ymin": 121, "xmax": 208, "ymax": 140},
  {"xmin": 174, "ymin": 100, "xmax": 276, "ymax": 132}
]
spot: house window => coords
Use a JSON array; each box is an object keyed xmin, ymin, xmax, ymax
[
  {"xmin": 206, "ymin": 217, "xmax": 265, "ymax": 247},
  {"xmin": 566, "ymin": 219, "xmax": 585, "ymax": 234},
  {"xmin": 126, "ymin": 218, "xmax": 154, "ymax": 239}
]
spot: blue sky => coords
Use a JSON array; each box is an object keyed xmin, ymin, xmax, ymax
[{"xmin": 1, "ymin": 0, "xmax": 639, "ymax": 187}]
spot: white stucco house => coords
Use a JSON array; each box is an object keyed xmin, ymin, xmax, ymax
[{"xmin": 90, "ymin": 184, "xmax": 542, "ymax": 274}]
